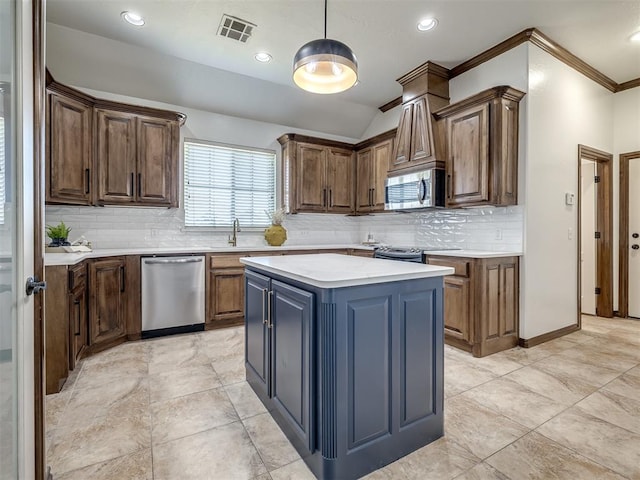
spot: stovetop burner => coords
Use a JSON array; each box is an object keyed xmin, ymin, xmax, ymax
[{"xmin": 376, "ymin": 246, "xmax": 462, "ymax": 253}]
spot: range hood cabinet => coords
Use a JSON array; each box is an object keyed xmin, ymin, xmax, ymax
[{"xmin": 389, "ymin": 61, "xmax": 450, "ymax": 175}]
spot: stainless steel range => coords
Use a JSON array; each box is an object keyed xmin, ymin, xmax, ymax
[{"xmin": 373, "ymin": 246, "xmax": 461, "ymax": 263}]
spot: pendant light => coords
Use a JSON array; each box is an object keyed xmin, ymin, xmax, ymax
[{"xmin": 293, "ymin": 0, "xmax": 358, "ymax": 94}]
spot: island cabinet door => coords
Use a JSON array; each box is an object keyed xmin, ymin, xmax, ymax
[
  {"xmin": 245, "ymin": 270, "xmax": 271, "ymax": 396},
  {"xmin": 270, "ymin": 279, "xmax": 314, "ymax": 453}
]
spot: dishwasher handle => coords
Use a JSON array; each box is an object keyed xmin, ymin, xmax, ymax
[{"xmin": 143, "ymin": 258, "xmax": 204, "ymax": 265}]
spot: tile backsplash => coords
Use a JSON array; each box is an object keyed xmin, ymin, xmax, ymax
[{"xmin": 45, "ymin": 205, "xmax": 523, "ymax": 252}]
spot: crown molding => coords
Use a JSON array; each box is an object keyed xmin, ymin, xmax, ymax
[{"xmin": 378, "ymin": 27, "xmax": 638, "ymax": 112}]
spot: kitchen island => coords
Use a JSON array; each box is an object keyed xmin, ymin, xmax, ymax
[{"xmin": 241, "ymin": 254, "xmax": 454, "ymax": 480}]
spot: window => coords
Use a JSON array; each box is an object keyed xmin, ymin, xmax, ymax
[
  {"xmin": 184, "ymin": 139, "xmax": 276, "ymax": 227},
  {"xmin": 0, "ymin": 116, "xmax": 4, "ymax": 225}
]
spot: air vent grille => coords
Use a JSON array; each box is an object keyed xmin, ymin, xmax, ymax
[{"xmin": 218, "ymin": 14, "xmax": 256, "ymax": 43}]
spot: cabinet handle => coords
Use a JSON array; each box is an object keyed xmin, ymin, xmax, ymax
[
  {"xmin": 262, "ymin": 288, "xmax": 268, "ymax": 324},
  {"xmin": 323, "ymin": 188, "xmax": 327, "ymax": 208},
  {"xmin": 68, "ymin": 270, "xmax": 74, "ymax": 291},
  {"xmin": 130, "ymin": 172, "xmax": 135, "ymax": 196},
  {"xmin": 84, "ymin": 168, "xmax": 90, "ymax": 194},
  {"xmin": 370, "ymin": 188, "xmax": 374, "ymax": 206},
  {"xmin": 120, "ymin": 265, "xmax": 125, "ymax": 293},
  {"xmin": 267, "ymin": 290, "xmax": 273, "ymax": 328},
  {"xmin": 137, "ymin": 173, "xmax": 142, "ymax": 197},
  {"xmin": 447, "ymin": 174, "xmax": 452, "ymax": 199},
  {"xmin": 74, "ymin": 299, "xmax": 81, "ymax": 336},
  {"xmin": 329, "ymin": 189, "xmax": 333, "ymax": 208}
]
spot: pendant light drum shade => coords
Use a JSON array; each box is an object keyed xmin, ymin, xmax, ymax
[{"xmin": 293, "ymin": 38, "xmax": 358, "ymax": 94}]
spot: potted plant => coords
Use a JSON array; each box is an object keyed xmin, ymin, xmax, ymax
[
  {"xmin": 46, "ymin": 221, "xmax": 72, "ymax": 247},
  {"xmin": 264, "ymin": 208, "xmax": 287, "ymax": 246}
]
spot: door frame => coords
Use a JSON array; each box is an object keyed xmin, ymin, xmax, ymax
[
  {"xmin": 32, "ymin": 0, "xmax": 46, "ymax": 477},
  {"xmin": 577, "ymin": 145, "xmax": 613, "ymax": 320},
  {"xmin": 618, "ymin": 151, "xmax": 640, "ymax": 319}
]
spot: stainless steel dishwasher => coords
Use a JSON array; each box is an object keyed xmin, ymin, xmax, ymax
[{"xmin": 141, "ymin": 255, "xmax": 205, "ymax": 338}]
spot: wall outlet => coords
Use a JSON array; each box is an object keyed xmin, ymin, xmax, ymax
[{"xmin": 495, "ymin": 229, "xmax": 503, "ymax": 240}]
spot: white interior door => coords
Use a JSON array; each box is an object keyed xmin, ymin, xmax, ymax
[
  {"xmin": 581, "ymin": 160, "xmax": 597, "ymax": 315},
  {"xmin": 0, "ymin": 1, "xmax": 35, "ymax": 478},
  {"xmin": 629, "ymin": 158, "xmax": 640, "ymax": 318}
]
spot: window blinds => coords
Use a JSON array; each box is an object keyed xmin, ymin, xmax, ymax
[{"xmin": 184, "ymin": 139, "xmax": 276, "ymax": 227}]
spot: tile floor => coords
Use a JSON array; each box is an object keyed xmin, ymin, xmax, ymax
[{"xmin": 46, "ymin": 316, "xmax": 640, "ymax": 480}]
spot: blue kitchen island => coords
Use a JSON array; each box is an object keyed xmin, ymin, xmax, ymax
[{"xmin": 241, "ymin": 254, "xmax": 454, "ymax": 480}]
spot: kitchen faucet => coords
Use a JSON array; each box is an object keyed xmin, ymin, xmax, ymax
[{"xmin": 228, "ymin": 218, "xmax": 240, "ymax": 247}]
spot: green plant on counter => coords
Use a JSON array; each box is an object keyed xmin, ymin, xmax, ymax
[{"xmin": 46, "ymin": 221, "xmax": 71, "ymax": 246}]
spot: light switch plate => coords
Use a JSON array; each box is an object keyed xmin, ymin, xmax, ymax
[{"xmin": 565, "ymin": 192, "xmax": 575, "ymax": 205}]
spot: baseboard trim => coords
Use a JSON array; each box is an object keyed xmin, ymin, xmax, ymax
[{"xmin": 518, "ymin": 324, "xmax": 580, "ymax": 348}]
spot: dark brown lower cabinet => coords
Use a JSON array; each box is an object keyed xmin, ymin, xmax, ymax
[
  {"xmin": 88, "ymin": 257, "xmax": 127, "ymax": 350},
  {"xmin": 44, "ymin": 262, "xmax": 87, "ymax": 394},
  {"xmin": 207, "ymin": 266, "xmax": 246, "ymax": 329},
  {"xmin": 426, "ymin": 255, "xmax": 519, "ymax": 357}
]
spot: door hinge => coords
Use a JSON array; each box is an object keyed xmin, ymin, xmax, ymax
[
  {"xmin": 594, "ymin": 231, "xmax": 601, "ymax": 239},
  {"xmin": 594, "ymin": 175, "xmax": 601, "ymax": 183},
  {"xmin": 595, "ymin": 287, "xmax": 601, "ymax": 295}
]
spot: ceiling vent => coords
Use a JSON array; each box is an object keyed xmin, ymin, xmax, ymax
[{"xmin": 218, "ymin": 14, "xmax": 256, "ymax": 43}]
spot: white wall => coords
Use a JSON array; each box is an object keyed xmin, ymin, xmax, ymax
[
  {"xmin": 523, "ymin": 45, "xmax": 614, "ymax": 338},
  {"xmin": 360, "ymin": 104, "xmax": 401, "ymax": 140}
]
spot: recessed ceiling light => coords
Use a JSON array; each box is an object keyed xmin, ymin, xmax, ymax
[
  {"xmin": 121, "ymin": 11, "xmax": 145, "ymax": 27},
  {"xmin": 417, "ymin": 18, "xmax": 438, "ymax": 32},
  {"xmin": 631, "ymin": 31, "xmax": 640, "ymax": 42},
  {"xmin": 254, "ymin": 52, "xmax": 272, "ymax": 63}
]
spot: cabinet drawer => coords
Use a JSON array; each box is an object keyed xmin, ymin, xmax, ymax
[
  {"xmin": 426, "ymin": 257, "xmax": 470, "ymax": 277},
  {"xmin": 210, "ymin": 255, "xmax": 244, "ymax": 269},
  {"xmin": 68, "ymin": 262, "xmax": 87, "ymax": 292}
]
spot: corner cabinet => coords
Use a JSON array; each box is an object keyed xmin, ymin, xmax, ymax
[
  {"xmin": 46, "ymin": 72, "xmax": 184, "ymax": 208},
  {"xmin": 278, "ymin": 134, "xmax": 355, "ymax": 214},
  {"xmin": 426, "ymin": 255, "xmax": 519, "ymax": 357},
  {"xmin": 355, "ymin": 134, "xmax": 394, "ymax": 213},
  {"xmin": 44, "ymin": 261, "xmax": 88, "ymax": 394},
  {"xmin": 433, "ymin": 86, "xmax": 525, "ymax": 208},
  {"xmin": 88, "ymin": 257, "xmax": 127, "ymax": 348},
  {"xmin": 46, "ymin": 92, "xmax": 93, "ymax": 205}
]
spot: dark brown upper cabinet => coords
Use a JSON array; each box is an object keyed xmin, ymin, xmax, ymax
[
  {"xmin": 278, "ymin": 134, "xmax": 355, "ymax": 214},
  {"xmin": 45, "ymin": 71, "xmax": 184, "ymax": 208},
  {"xmin": 96, "ymin": 111, "xmax": 177, "ymax": 206},
  {"xmin": 46, "ymin": 92, "xmax": 93, "ymax": 205},
  {"xmin": 355, "ymin": 131, "xmax": 395, "ymax": 214},
  {"xmin": 433, "ymin": 86, "xmax": 525, "ymax": 208},
  {"xmin": 389, "ymin": 62, "xmax": 450, "ymax": 175}
]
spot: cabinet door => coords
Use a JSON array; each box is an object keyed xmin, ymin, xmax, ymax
[
  {"xmin": 447, "ymin": 103, "xmax": 489, "ymax": 206},
  {"xmin": 443, "ymin": 276, "xmax": 471, "ymax": 344},
  {"xmin": 96, "ymin": 110, "xmax": 136, "ymax": 204},
  {"xmin": 391, "ymin": 103, "xmax": 413, "ymax": 171},
  {"xmin": 327, "ymin": 148, "xmax": 354, "ymax": 213},
  {"xmin": 409, "ymin": 96, "xmax": 434, "ymax": 163},
  {"xmin": 136, "ymin": 117, "xmax": 176, "ymax": 206},
  {"xmin": 372, "ymin": 139, "xmax": 392, "ymax": 211},
  {"xmin": 270, "ymin": 279, "xmax": 314, "ymax": 452},
  {"xmin": 69, "ymin": 287, "xmax": 87, "ymax": 370},
  {"xmin": 209, "ymin": 267, "xmax": 245, "ymax": 328},
  {"xmin": 355, "ymin": 148, "xmax": 373, "ymax": 213},
  {"xmin": 47, "ymin": 93, "xmax": 92, "ymax": 204},
  {"xmin": 245, "ymin": 270, "xmax": 271, "ymax": 395},
  {"xmin": 89, "ymin": 258, "xmax": 126, "ymax": 346},
  {"xmin": 480, "ymin": 260, "xmax": 518, "ymax": 342},
  {"xmin": 296, "ymin": 143, "xmax": 327, "ymax": 212}
]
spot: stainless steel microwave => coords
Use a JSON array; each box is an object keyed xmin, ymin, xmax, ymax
[{"xmin": 384, "ymin": 169, "xmax": 445, "ymax": 210}]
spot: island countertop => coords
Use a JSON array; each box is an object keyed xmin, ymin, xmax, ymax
[{"xmin": 240, "ymin": 253, "xmax": 454, "ymax": 288}]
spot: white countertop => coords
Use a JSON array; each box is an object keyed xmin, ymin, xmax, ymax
[
  {"xmin": 424, "ymin": 250, "xmax": 523, "ymax": 258},
  {"xmin": 44, "ymin": 245, "xmax": 523, "ymax": 266},
  {"xmin": 240, "ymin": 254, "xmax": 455, "ymax": 288},
  {"xmin": 44, "ymin": 244, "xmax": 372, "ymax": 266}
]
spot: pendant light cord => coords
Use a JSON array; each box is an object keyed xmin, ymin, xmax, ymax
[{"xmin": 324, "ymin": 0, "xmax": 327, "ymax": 39}]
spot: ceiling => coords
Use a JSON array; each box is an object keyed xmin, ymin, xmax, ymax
[{"xmin": 45, "ymin": 1, "xmax": 640, "ymax": 138}]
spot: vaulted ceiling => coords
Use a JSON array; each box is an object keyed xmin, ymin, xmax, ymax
[{"xmin": 46, "ymin": 1, "xmax": 640, "ymax": 138}]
